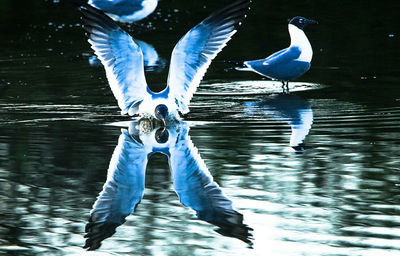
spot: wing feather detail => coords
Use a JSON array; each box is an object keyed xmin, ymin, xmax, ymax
[
  {"xmin": 81, "ymin": 4, "xmax": 149, "ymax": 115},
  {"xmin": 167, "ymin": 0, "xmax": 251, "ymax": 114}
]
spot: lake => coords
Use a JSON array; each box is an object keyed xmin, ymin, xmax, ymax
[{"xmin": 1, "ymin": 0, "xmax": 400, "ymax": 255}]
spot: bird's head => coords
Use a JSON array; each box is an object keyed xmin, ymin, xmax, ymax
[
  {"xmin": 155, "ymin": 127, "xmax": 169, "ymax": 144},
  {"xmin": 289, "ymin": 17, "xmax": 318, "ymax": 30},
  {"xmin": 154, "ymin": 104, "xmax": 168, "ymax": 126}
]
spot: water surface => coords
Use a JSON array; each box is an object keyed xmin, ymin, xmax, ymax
[{"xmin": 1, "ymin": 0, "xmax": 400, "ymax": 255}]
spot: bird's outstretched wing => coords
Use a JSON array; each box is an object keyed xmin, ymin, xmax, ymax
[
  {"xmin": 84, "ymin": 127, "xmax": 148, "ymax": 250},
  {"xmin": 167, "ymin": 0, "xmax": 251, "ymax": 114},
  {"xmin": 80, "ymin": 4, "xmax": 149, "ymax": 115},
  {"xmin": 169, "ymin": 123, "xmax": 252, "ymax": 244}
]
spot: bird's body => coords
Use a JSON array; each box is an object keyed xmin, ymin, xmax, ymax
[
  {"xmin": 88, "ymin": 0, "xmax": 158, "ymax": 22},
  {"xmin": 236, "ymin": 17, "xmax": 317, "ymax": 90},
  {"xmin": 136, "ymin": 89, "xmax": 178, "ymax": 121},
  {"xmin": 80, "ymin": 0, "xmax": 250, "ymax": 124}
]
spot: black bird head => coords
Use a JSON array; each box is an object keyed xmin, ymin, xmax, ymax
[
  {"xmin": 289, "ymin": 16, "xmax": 318, "ymax": 30},
  {"xmin": 154, "ymin": 104, "xmax": 168, "ymax": 126},
  {"xmin": 155, "ymin": 127, "xmax": 169, "ymax": 144}
]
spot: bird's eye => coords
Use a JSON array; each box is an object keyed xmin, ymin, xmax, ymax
[{"xmin": 299, "ymin": 19, "xmax": 304, "ymax": 23}]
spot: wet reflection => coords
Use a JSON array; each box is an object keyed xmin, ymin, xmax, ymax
[
  {"xmin": 2, "ymin": 0, "xmax": 400, "ymax": 254},
  {"xmin": 245, "ymin": 93, "xmax": 313, "ymax": 151},
  {"xmin": 87, "ymin": 39, "xmax": 166, "ymax": 72},
  {"xmin": 84, "ymin": 120, "xmax": 252, "ymax": 250}
]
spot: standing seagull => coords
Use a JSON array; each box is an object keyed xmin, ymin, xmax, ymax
[
  {"xmin": 88, "ymin": 0, "xmax": 159, "ymax": 23},
  {"xmin": 235, "ymin": 17, "xmax": 317, "ymax": 92},
  {"xmin": 80, "ymin": 0, "xmax": 250, "ymax": 125}
]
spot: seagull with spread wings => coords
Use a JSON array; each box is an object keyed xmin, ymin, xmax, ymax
[{"xmin": 80, "ymin": 0, "xmax": 250, "ymax": 125}]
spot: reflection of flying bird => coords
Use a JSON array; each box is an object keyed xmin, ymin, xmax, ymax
[
  {"xmin": 244, "ymin": 94, "xmax": 313, "ymax": 151},
  {"xmin": 233, "ymin": 17, "xmax": 318, "ymax": 92},
  {"xmin": 83, "ymin": 123, "xmax": 148, "ymax": 250},
  {"xmin": 80, "ymin": 0, "xmax": 250, "ymax": 125},
  {"xmin": 83, "ymin": 120, "xmax": 252, "ymax": 250},
  {"xmin": 169, "ymin": 123, "xmax": 253, "ymax": 245},
  {"xmin": 88, "ymin": 39, "xmax": 166, "ymax": 72}
]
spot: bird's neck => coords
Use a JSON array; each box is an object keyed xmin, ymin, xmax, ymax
[{"xmin": 288, "ymin": 24, "xmax": 313, "ymax": 62}]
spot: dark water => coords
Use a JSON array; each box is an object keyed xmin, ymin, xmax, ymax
[{"xmin": 1, "ymin": 0, "xmax": 400, "ymax": 255}]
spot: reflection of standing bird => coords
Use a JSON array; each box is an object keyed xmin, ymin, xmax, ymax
[
  {"xmin": 134, "ymin": 39, "xmax": 167, "ymax": 71},
  {"xmin": 88, "ymin": 39, "xmax": 166, "ymax": 72},
  {"xmin": 80, "ymin": 0, "xmax": 250, "ymax": 125},
  {"xmin": 83, "ymin": 120, "xmax": 252, "ymax": 250},
  {"xmin": 244, "ymin": 94, "xmax": 313, "ymax": 151},
  {"xmin": 234, "ymin": 17, "xmax": 318, "ymax": 92}
]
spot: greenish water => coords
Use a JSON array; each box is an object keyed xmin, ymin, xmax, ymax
[{"xmin": 1, "ymin": 0, "xmax": 400, "ymax": 255}]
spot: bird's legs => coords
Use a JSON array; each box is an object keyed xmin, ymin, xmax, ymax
[{"xmin": 281, "ymin": 81, "xmax": 290, "ymax": 94}]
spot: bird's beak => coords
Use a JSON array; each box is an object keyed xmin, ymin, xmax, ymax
[
  {"xmin": 161, "ymin": 118, "xmax": 166, "ymax": 127},
  {"xmin": 307, "ymin": 19, "xmax": 319, "ymax": 25}
]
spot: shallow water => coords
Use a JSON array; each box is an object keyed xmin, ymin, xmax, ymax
[{"xmin": 1, "ymin": 0, "xmax": 400, "ymax": 255}]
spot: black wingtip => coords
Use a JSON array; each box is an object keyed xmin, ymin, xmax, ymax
[
  {"xmin": 79, "ymin": 2, "xmax": 121, "ymax": 36},
  {"xmin": 79, "ymin": 2, "xmax": 106, "ymax": 19},
  {"xmin": 203, "ymin": 0, "xmax": 252, "ymax": 29}
]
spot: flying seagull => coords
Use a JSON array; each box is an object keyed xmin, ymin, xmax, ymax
[
  {"xmin": 80, "ymin": 0, "xmax": 251, "ymax": 125},
  {"xmin": 234, "ymin": 16, "xmax": 317, "ymax": 92}
]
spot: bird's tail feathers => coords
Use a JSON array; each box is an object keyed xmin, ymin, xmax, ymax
[{"xmin": 224, "ymin": 60, "xmax": 252, "ymax": 71}]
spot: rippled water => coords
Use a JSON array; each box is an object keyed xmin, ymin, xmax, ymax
[{"xmin": 1, "ymin": 0, "xmax": 400, "ymax": 255}]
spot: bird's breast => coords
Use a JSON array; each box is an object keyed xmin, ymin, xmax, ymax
[
  {"xmin": 289, "ymin": 25, "xmax": 313, "ymax": 63},
  {"xmin": 296, "ymin": 44, "xmax": 313, "ymax": 63},
  {"xmin": 138, "ymin": 97, "xmax": 178, "ymax": 119}
]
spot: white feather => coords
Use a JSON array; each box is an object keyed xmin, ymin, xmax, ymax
[{"xmin": 289, "ymin": 24, "xmax": 313, "ymax": 62}]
